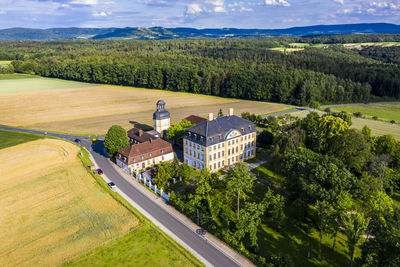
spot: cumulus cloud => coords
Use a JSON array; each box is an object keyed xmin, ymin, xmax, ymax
[
  {"xmin": 186, "ymin": 3, "xmax": 202, "ymax": 14},
  {"xmin": 265, "ymin": 0, "xmax": 290, "ymax": 7}
]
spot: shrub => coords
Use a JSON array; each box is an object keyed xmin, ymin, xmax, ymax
[
  {"xmin": 354, "ymin": 112, "xmax": 363, "ymax": 118},
  {"xmin": 373, "ymin": 116, "xmax": 378, "ymax": 120},
  {"xmin": 324, "ymin": 107, "xmax": 331, "ymax": 113},
  {"xmin": 390, "ymin": 120, "xmax": 396, "ymax": 124}
]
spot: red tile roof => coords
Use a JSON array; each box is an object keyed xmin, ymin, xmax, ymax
[
  {"xmin": 184, "ymin": 115, "xmax": 207, "ymax": 125},
  {"xmin": 127, "ymin": 128, "xmax": 156, "ymax": 143},
  {"xmin": 117, "ymin": 138, "xmax": 173, "ymax": 165}
]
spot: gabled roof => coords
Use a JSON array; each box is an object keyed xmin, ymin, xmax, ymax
[
  {"xmin": 127, "ymin": 127, "xmax": 156, "ymax": 143},
  {"xmin": 117, "ymin": 138, "xmax": 173, "ymax": 165},
  {"xmin": 184, "ymin": 115, "xmax": 207, "ymax": 125}
]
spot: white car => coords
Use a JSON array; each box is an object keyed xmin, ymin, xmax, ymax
[{"xmin": 108, "ymin": 182, "xmax": 116, "ymax": 189}]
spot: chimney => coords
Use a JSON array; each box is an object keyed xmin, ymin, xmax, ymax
[
  {"xmin": 228, "ymin": 108, "xmax": 234, "ymax": 116},
  {"xmin": 208, "ymin": 113, "xmax": 214, "ymax": 121},
  {"xmin": 138, "ymin": 129, "xmax": 143, "ymax": 136}
]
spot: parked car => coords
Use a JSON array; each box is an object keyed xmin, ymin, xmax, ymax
[
  {"xmin": 74, "ymin": 138, "xmax": 81, "ymax": 144},
  {"xmin": 97, "ymin": 169, "xmax": 103, "ymax": 175},
  {"xmin": 365, "ymin": 102, "xmax": 370, "ymax": 104},
  {"xmin": 108, "ymin": 182, "xmax": 116, "ymax": 189}
]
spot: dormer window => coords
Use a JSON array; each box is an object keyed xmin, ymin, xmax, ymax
[
  {"xmin": 149, "ymin": 153, "xmax": 152, "ymax": 157},
  {"xmin": 119, "ymin": 154, "xmax": 121, "ymax": 158},
  {"xmin": 161, "ymin": 149, "xmax": 164, "ymax": 154},
  {"xmin": 141, "ymin": 155, "xmax": 144, "ymax": 160},
  {"xmin": 134, "ymin": 158, "xmax": 136, "ymax": 163}
]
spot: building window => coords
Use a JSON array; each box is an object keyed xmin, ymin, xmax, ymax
[
  {"xmin": 214, "ymin": 153, "xmax": 216, "ymax": 160},
  {"xmin": 149, "ymin": 153, "xmax": 152, "ymax": 157},
  {"xmin": 214, "ymin": 163, "xmax": 216, "ymax": 170},
  {"xmin": 133, "ymin": 158, "xmax": 136, "ymax": 163},
  {"xmin": 197, "ymin": 144, "xmax": 199, "ymax": 150},
  {"xmin": 228, "ymin": 158, "xmax": 230, "ymax": 165},
  {"xmin": 218, "ymin": 161, "xmax": 220, "ymax": 168},
  {"xmin": 218, "ymin": 152, "xmax": 220, "ymax": 158},
  {"xmin": 185, "ymin": 140, "xmax": 188, "ymax": 145},
  {"xmin": 218, "ymin": 144, "xmax": 220, "ymax": 149},
  {"xmin": 209, "ymin": 155, "xmax": 212, "ymax": 161},
  {"xmin": 222, "ymin": 143, "xmax": 224, "ymax": 147},
  {"xmin": 118, "ymin": 154, "xmax": 121, "ymax": 158},
  {"xmin": 228, "ymin": 149, "xmax": 230, "ymax": 156},
  {"xmin": 161, "ymin": 149, "xmax": 164, "ymax": 154},
  {"xmin": 209, "ymin": 165, "xmax": 212, "ymax": 170},
  {"xmin": 222, "ymin": 160, "xmax": 225, "ymax": 166},
  {"xmin": 222, "ymin": 151, "xmax": 225, "ymax": 156},
  {"xmin": 236, "ymin": 147, "xmax": 238, "ymax": 153},
  {"xmin": 141, "ymin": 155, "xmax": 144, "ymax": 160},
  {"xmin": 236, "ymin": 156, "xmax": 239, "ymax": 161},
  {"xmin": 228, "ymin": 141, "xmax": 230, "ymax": 146},
  {"xmin": 162, "ymin": 156, "xmax": 164, "ymax": 161}
]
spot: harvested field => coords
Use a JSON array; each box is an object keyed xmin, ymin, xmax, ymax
[
  {"xmin": 0, "ymin": 139, "xmax": 139, "ymax": 266},
  {"xmin": 290, "ymin": 110, "xmax": 400, "ymax": 140},
  {"xmin": 0, "ymin": 77, "xmax": 97, "ymax": 94},
  {"xmin": 0, "ymin": 79, "xmax": 291, "ymax": 134}
]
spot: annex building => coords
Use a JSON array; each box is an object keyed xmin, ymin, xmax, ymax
[
  {"xmin": 183, "ymin": 108, "xmax": 256, "ymax": 172},
  {"xmin": 116, "ymin": 99, "xmax": 174, "ymax": 174}
]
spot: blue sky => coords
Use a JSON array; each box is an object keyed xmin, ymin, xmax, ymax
[{"xmin": 0, "ymin": 0, "xmax": 399, "ymax": 29}]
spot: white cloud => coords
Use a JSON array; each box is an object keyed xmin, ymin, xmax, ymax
[
  {"xmin": 333, "ymin": 0, "xmax": 344, "ymax": 5},
  {"xmin": 265, "ymin": 0, "xmax": 290, "ymax": 7},
  {"xmin": 92, "ymin": 11, "xmax": 108, "ymax": 17},
  {"xmin": 186, "ymin": 3, "xmax": 202, "ymax": 14},
  {"xmin": 70, "ymin": 0, "xmax": 98, "ymax": 5}
]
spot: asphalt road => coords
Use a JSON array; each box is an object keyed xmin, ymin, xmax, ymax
[{"xmin": 0, "ymin": 125, "xmax": 240, "ymax": 267}]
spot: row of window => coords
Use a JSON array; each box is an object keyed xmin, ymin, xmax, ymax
[
  {"xmin": 185, "ymin": 149, "xmax": 205, "ymax": 162},
  {"xmin": 185, "ymin": 140, "xmax": 205, "ymax": 152},
  {"xmin": 209, "ymin": 160, "xmax": 225, "ymax": 171}
]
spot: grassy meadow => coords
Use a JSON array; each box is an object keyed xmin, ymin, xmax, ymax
[
  {"xmin": 0, "ymin": 130, "xmax": 43, "ymax": 149},
  {"xmin": 0, "ymin": 60, "xmax": 12, "ymax": 65},
  {"xmin": 66, "ymin": 224, "xmax": 200, "ymax": 267},
  {"xmin": 291, "ymin": 109, "xmax": 400, "ymax": 140},
  {"xmin": 0, "ymin": 76, "xmax": 291, "ymax": 134},
  {"xmin": 0, "ymin": 73, "xmax": 40, "ymax": 80},
  {"xmin": 330, "ymin": 104, "xmax": 400, "ymax": 123}
]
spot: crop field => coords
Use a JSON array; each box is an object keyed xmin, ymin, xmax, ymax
[
  {"xmin": 344, "ymin": 42, "xmax": 400, "ymax": 47},
  {"xmin": 0, "ymin": 76, "xmax": 97, "ymax": 94},
  {"xmin": 331, "ymin": 104, "xmax": 400, "ymax": 123},
  {"xmin": 0, "ymin": 77, "xmax": 291, "ymax": 134},
  {"xmin": 0, "ymin": 139, "xmax": 140, "ymax": 266},
  {"xmin": 290, "ymin": 110, "xmax": 400, "ymax": 140}
]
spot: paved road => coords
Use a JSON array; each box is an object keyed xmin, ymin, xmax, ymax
[{"xmin": 0, "ymin": 126, "xmax": 240, "ymax": 267}]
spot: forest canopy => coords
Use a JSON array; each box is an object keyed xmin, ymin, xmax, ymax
[{"xmin": 1, "ymin": 35, "xmax": 399, "ymax": 105}]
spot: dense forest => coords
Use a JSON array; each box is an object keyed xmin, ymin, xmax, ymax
[{"xmin": 0, "ymin": 34, "xmax": 400, "ymax": 105}]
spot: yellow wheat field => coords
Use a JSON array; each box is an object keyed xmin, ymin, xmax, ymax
[
  {"xmin": 0, "ymin": 139, "xmax": 139, "ymax": 266},
  {"xmin": 0, "ymin": 82, "xmax": 291, "ymax": 134}
]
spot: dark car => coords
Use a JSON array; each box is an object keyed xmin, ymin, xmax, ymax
[
  {"xmin": 74, "ymin": 138, "xmax": 81, "ymax": 144},
  {"xmin": 97, "ymin": 169, "xmax": 103, "ymax": 175},
  {"xmin": 108, "ymin": 182, "xmax": 116, "ymax": 189},
  {"xmin": 365, "ymin": 102, "xmax": 370, "ymax": 104}
]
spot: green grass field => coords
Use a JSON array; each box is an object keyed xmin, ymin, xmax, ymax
[
  {"xmin": 331, "ymin": 104, "xmax": 400, "ymax": 123},
  {"xmin": 66, "ymin": 224, "xmax": 200, "ymax": 267},
  {"xmin": 0, "ymin": 60, "xmax": 12, "ymax": 65},
  {"xmin": 251, "ymin": 161, "xmax": 286, "ymax": 187},
  {"xmin": 0, "ymin": 73, "xmax": 40, "ymax": 80},
  {"xmin": 0, "ymin": 130, "xmax": 43, "ymax": 149},
  {"xmin": 0, "ymin": 77, "xmax": 98, "ymax": 94}
]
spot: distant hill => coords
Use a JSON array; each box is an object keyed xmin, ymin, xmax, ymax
[{"xmin": 1, "ymin": 23, "xmax": 400, "ymax": 41}]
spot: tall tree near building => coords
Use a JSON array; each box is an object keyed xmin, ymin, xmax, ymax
[
  {"xmin": 226, "ymin": 163, "xmax": 256, "ymax": 220},
  {"xmin": 104, "ymin": 125, "xmax": 130, "ymax": 157},
  {"xmin": 218, "ymin": 108, "xmax": 224, "ymax": 118}
]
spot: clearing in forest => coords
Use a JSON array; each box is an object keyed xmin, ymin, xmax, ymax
[
  {"xmin": 0, "ymin": 77, "xmax": 291, "ymax": 134},
  {"xmin": 0, "ymin": 139, "xmax": 140, "ymax": 266},
  {"xmin": 291, "ymin": 109, "xmax": 400, "ymax": 140},
  {"xmin": 331, "ymin": 104, "xmax": 400, "ymax": 123}
]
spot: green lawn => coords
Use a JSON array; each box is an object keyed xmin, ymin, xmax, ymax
[
  {"xmin": 65, "ymin": 224, "xmax": 201, "ymax": 267},
  {"xmin": 331, "ymin": 104, "xmax": 400, "ymax": 123},
  {"xmin": 0, "ymin": 60, "xmax": 12, "ymax": 65},
  {"xmin": 251, "ymin": 161, "xmax": 286, "ymax": 187},
  {"xmin": 0, "ymin": 77, "xmax": 99, "ymax": 94},
  {"xmin": 245, "ymin": 148, "xmax": 269, "ymax": 163},
  {"xmin": 0, "ymin": 130, "xmax": 43, "ymax": 149},
  {"xmin": 0, "ymin": 73, "xmax": 40, "ymax": 80}
]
